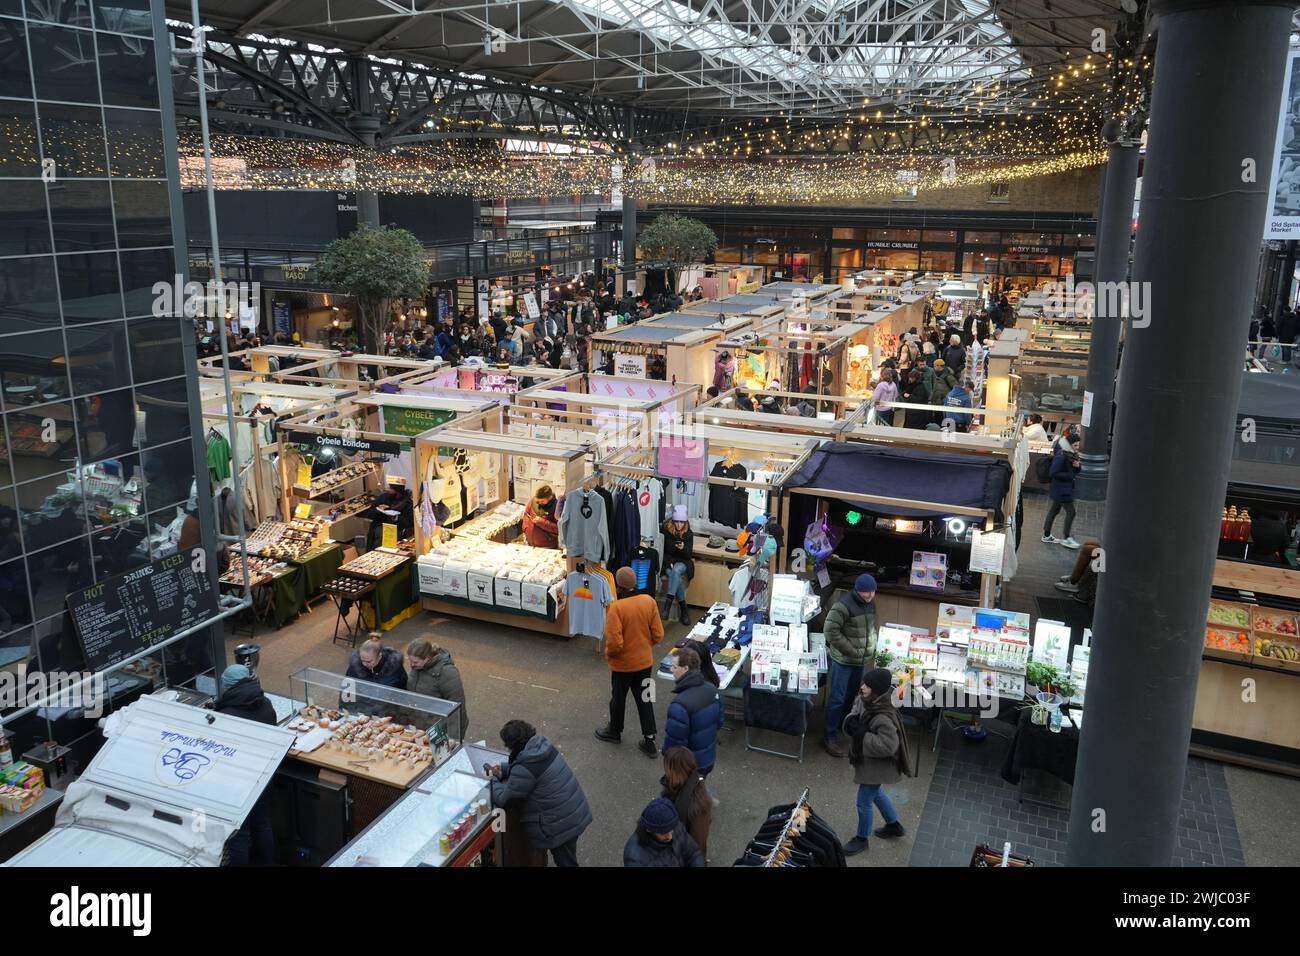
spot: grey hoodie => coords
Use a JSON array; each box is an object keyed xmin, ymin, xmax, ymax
[{"xmin": 559, "ymin": 489, "xmax": 610, "ymax": 563}]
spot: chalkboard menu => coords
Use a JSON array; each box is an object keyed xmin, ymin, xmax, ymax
[{"xmin": 67, "ymin": 550, "xmax": 219, "ymax": 674}]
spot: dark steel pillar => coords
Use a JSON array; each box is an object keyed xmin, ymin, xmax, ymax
[
  {"xmin": 622, "ymin": 108, "xmax": 638, "ymax": 294},
  {"xmin": 1075, "ymin": 140, "xmax": 1139, "ymax": 500},
  {"xmin": 1065, "ymin": 0, "xmax": 1293, "ymax": 866},
  {"xmin": 350, "ymin": 58, "xmax": 381, "ymax": 230}
]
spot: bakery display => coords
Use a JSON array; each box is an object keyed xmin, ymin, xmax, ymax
[
  {"xmin": 292, "ymin": 706, "xmax": 438, "ymax": 770},
  {"xmin": 301, "ymin": 461, "xmax": 378, "ymax": 496},
  {"xmin": 340, "ymin": 548, "xmax": 410, "ymax": 579}
]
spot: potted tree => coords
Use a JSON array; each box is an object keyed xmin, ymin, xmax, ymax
[
  {"xmin": 311, "ymin": 225, "xmax": 430, "ymax": 353},
  {"xmin": 637, "ymin": 214, "xmax": 718, "ymax": 296}
]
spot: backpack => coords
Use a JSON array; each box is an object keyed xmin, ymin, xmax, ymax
[{"xmin": 1035, "ymin": 455, "xmax": 1053, "ymax": 482}]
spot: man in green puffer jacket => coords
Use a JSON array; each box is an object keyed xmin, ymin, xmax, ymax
[{"xmin": 823, "ymin": 573, "xmax": 879, "ymax": 758}]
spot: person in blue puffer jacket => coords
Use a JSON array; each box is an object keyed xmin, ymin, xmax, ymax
[{"xmin": 663, "ymin": 647, "xmax": 723, "ymax": 775}]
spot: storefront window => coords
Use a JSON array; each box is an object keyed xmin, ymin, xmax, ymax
[
  {"xmin": 865, "ymin": 248, "xmax": 919, "ymax": 271},
  {"xmin": 920, "ymin": 250, "xmax": 957, "ymax": 272},
  {"xmin": 922, "ymin": 229, "xmax": 957, "ymax": 243},
  {"xmin": 868, "ymin": 228, "xmax": 921, "ymax": 242},
  {"xmin": 833, "ymin": 247, "xmax": 864, "ymax": 271},
  {"xmin": 832, "ymin": 227, "xmax": 867, "ymax": 241},
  {"xmin": 963, "ymin": 231, "xmax": 1001, "ymax": 245}
]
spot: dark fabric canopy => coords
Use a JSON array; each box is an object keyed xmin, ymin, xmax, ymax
[{"xmin": 782, "ymin": 442, "xmax": 1013, "ymax": 519}]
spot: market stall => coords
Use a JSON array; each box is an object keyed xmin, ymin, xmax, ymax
[
  {"xmin": 1010, "ymin": 343, "xmax": 1088, "ymax": 431},
  {"xmin": 587, "ymin": 316, "xmax": 737, "ymax": 385},
  {"xmin": 274, "ymin": 353, "xmax": 437, "ymax": 393},
  {"xmin": 777, "ymin": 438, "xmax": 1019, "ymax": 630},
  {"xmin": 597, "ymin": 423, "xmax": 819, "ymax": 611},
  {"xmin": 681, "ymin": 263, "xmax": 764, "ymax": 298},
  {"xmin": 274, "ymin": 394, "xmax": 502, "ymax": 632},
  {"xmin": 680, "ymin": 298, "xmax": 786, "ymax": 326},
  {"xmin": 399, "ymin": 363, "xmax": 578, "ymax": 401},
  {"xmin": 280, "ymin": 668, "xmax": 466, "ymax": 845},
  {"xmin": 412, "ymin": 415, "xmax": 586, "ymax": 638}
]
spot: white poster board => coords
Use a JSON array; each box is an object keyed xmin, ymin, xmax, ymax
[
  {"xmin": 476, "ymin": 279, "xmax": 490, "ymax": 322},
  {"xmin": 1032, "ymin": 619, "xmax": 1072, "ymax": 672},
  {"xmin": 1265, "ymin": 50, "xmax": 1300, "ymax": 239},
  {"xmin": 522, "ymin": 291, "xmax": 540, "ymax": 320},
  {"xmin": 614, "ymin": 353, "xmax": 647, "ymax": 378},
  {"xmin": 969, "ymin": 529, "xmax": 1007, "ymax": 576}
]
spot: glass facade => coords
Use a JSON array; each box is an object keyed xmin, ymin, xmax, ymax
[{"xmin": 0, "ymin": 1, "xmax": 215, "ymax": 727}]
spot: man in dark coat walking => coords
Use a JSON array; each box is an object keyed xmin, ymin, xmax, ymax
[
  {"xmin": 663, "ymin": 648, "xmax": 723, "ymax": 774},
  {"xmin": 488, "ymin": 720, "xmax": 593, "ymax": 866}
]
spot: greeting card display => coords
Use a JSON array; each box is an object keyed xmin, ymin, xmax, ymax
[{"xmin": 910, "ymin": 551, "xmax": 948, "ymax": 591}]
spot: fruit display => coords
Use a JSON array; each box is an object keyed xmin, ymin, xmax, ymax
[
  {"xmin": 1252, "ymin": 609, "xmax": 1298, "ymax": 636},
  {"xmin": 1255, "ymin": 638, "xmax": 1300, "ymax": 662},
  {"xmin": 1205, "ymin": 627, "xmax": 1251, "ymax": 655},
  {"xmin": 1207, "ymin": 601, "xmax": 1252, "ymax": 629}
]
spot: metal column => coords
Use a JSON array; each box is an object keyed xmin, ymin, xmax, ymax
[
  {"xmin": 621, "ymin": 108, "xmax": 638, "ymax": 295},
  {"xmin": 1075, "ymin": 140, "xmax": 1140, "ymax": 500},
  {"xmin": 1065, "ymin": 0, "xmax": 1294, "ymax": 866}
]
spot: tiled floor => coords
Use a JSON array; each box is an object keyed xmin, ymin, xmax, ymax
[{"xmin": 907, "ymin": 706, "xmax": 1246, "ymax": 867}]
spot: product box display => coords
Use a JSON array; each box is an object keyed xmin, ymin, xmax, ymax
[{"xmin": 418, "ymin": 536, "xmax": 567, "ymax": 618}]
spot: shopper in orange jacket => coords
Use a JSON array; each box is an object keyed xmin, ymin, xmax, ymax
[{"xmin": 595, "ymin": 567, "xmax": 666, "ymax": 757}]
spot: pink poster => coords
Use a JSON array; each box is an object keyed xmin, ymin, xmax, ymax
[{"xmin": 657, "ymin": 436, "xmax": 709, "ymax": 482}]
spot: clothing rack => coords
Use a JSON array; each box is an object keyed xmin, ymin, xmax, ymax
[{"xmin": 763, "ymin": 788, "xmax": 811, "ymax": 867}]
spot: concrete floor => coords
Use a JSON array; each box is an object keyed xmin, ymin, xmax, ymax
[
  {"xmin": 228, "ymin": 497, "xmax": 1300, "ymax": 866},
  {"xmin": 229, "ymin": 597, "xmax": 934, "ymax": 867}
]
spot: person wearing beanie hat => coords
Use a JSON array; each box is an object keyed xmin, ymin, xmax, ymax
[
  {"xmin": 596, "ymin": 562, "xmax": 666, "ymax": 757},
  {"xmin": 840, "ymin": 668, "xmax": 911, "ymax": 856},
  {"xmin": 215, "ymin": 661, "xmax": 276, "ymax": 865},
  {"xmin": 623, "ymin": 797, "xmax": 705, "ymax": 867},
  {"xmin": 660, "ymin": 505, "xmax": 695, "ymax": 624},
  {"xmin": 822, "ymin": 571, "xmax": 879, "ymax": 759}
]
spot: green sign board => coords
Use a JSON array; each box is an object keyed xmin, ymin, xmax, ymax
[{"xmin": 382, "ymin": 405, "xmax": 456, "ymax": 438}]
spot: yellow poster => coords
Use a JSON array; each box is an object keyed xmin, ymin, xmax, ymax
[
  {"xmin": 296, "ymin": 461, "xmax": 312, "ymax": 489},
  {"xmin": 382, "ymin": 523, "xmax": 398, "ymax": 549},
  {"xmin": 294, "ymin": 503, "xmax": 312, "ymax": 519}
]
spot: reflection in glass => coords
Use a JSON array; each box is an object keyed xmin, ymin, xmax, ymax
[
  {"xmin": 90, "ymin": 515, "xmax": 148, "ymax": 576},
  {"xmin": 80, "ymin": 452, "xmax": 142, "ymax": 531},
  {"xmin": 135, "ymin": 378, "xmax": 190, "ymax": 446},
  {"xmin": 25, "ymin": 535, "xmax": 93, "ymax": 624},
  {"xmin": 128, "ymin": 315, "xmax": 185, "ymax": 381},
  {"xmin": 65, "ymin": 319, "xmax": 131, "ymax": 395},
  {"xmin": 119, "ymin": 247, "xmax": 171, "ymax": 317},
  {"xmin": 0, "ymin": 255, "xmax": 60, "ymax": 334},
  {"xmin": 3, "ymin": 400, "xmax": 77, "ymax": 483},
  {"xmin": 49, "ymin": 179, "xmax": 116, "ymax": 252},
  {"xmin": 0, "ymin": 328, "xmax": 70, "ymax": 408},
  {"xmin": 142, "ymin": 440, "xmax": 194, "ymax": 514},
  {"xmin": 111, "ymin": 179, "xmax": 170, "ymax": 248},
  {"xmin": 104, "ymin": 107, "xmax": 164, "ymax": 177},
  {"xmin": 97, "ymin": 33, "xmax": 156, "ymax": 109},
  {"xmin": 58, "ymin": 251, "xmax": 123, "ymax": 323},
  {"xmin": 0, "ymin": 557, "xmax": 33, "ymax": 642},
  {"xmin": 0, "ymin": 101, "xmax": 38, "ymax": 172},
  {"xmin": 95, "ymin": 0, "xmax": 153, "ymax": 35},
  {"xmin": 26, "ymin": 0, "xmax": 93, "ymax": 27},
  {"xmin": 28, "ymin": 24, "xmax": 100, "ymax": 104},
  {"xmin": 0, "ymin": 180, "xmax": 51, "ymax": 256},
  {"xmin": 16, "ymin": 471, "xmax": 88, "ymax": 554},
  {"xmin": 76, "ymin": 386, "xmax": 137, "ymax": 462},
  {"xmin": 37, "ymin": 103, "xmax": 107, "ymax": 177}
]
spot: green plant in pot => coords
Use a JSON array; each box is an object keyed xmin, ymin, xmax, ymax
[
  {"xmin": 874, "ymin": 648, "xmax": 894, "ymax": 669},
  {"xmin": 1025, "ymin": 660, "xmax": 1061, "ymax": 695}
]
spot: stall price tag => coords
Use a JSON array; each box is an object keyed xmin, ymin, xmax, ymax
[
  {"xmin": 382, "ymin": 523, "xmax": 398, "ymax": 549},
  {"xmin": 294, "ymin": 503, "xmax": 312, "ymax": 519},
  {"xmin": 296, "ymin": 462, "xmax": 312, "ymax": 490}
]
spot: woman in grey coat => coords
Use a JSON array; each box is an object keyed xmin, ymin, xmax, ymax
[
  {"xmin": 405, "ymin": 638, "xmax": 468, "ymax": 739},
  {"xmin": 488, "ymin": 720, "xmax": 593, "ymax": 867},
  {"xmin": 841, "ymin": 668, "xmax": 911, "ymax": 857}
]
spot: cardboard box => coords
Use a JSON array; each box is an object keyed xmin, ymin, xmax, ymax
[
  {"xmin": 466, "ymin": 570, "xmax": 495, "ymax": 604},
  {"xmin": 494, "ymin": 575, "xmax": 523, "ymax": 609}
]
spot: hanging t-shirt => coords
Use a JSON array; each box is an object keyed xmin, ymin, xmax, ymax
[
  {"xmin": 206, "ymin": 431, "xmax": 231, "ymax": 483},
  {"xmin": 708, "ymin": 460, "xmax": 749, "ymax": 528},
  {"xmin": 565, "ymin": 570, "xmax": 613, "ymax": 638},
  {"xmin": 629, "ymin": 545, "xmax": 660, "ymax": 597},
  {"xmin": 728, "ymin": 564, "xmax": 753, "ymax": 607},
  {"xmin": 747, "ymin": 470, "xmax": 774, "ymax": 523},
  {"xmin": 635, "ymin": 479, "xmax": 664, "ymax": 552}
]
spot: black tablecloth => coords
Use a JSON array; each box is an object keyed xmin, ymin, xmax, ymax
[{"xmin": 1000, "ymin": 707, "xmax": 1079, "ymax": 786}]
